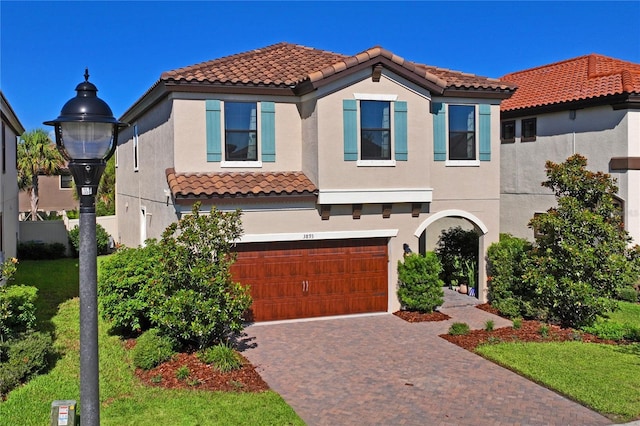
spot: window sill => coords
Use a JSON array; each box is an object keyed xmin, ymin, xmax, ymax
[
  {"xmin": 356, "ymin": 160, "xmax": 396, "ymax": 167},
  {"xmin": 522, "ymin": 137, "xmax": 537, "ymax": 143},
  {"xmin": 445, "ymin": 160, "xmax": 480, "ymax": 167},
  {"xmin": 221, "ymin": 161, "xmax": 263, "ymax": 168}
]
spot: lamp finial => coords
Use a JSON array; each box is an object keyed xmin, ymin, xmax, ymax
[{"xmin": 84, "ymin": 68, "xmax": 89, "ymax": 82}]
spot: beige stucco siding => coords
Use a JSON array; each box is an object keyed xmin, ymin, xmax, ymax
[
  {"xmin": 500, "ymin": 105, "xmax": 636, "ymax": 242},
  {"xmin": 172, "ymin": 97, "xmax": 302, "ymax": 173}
]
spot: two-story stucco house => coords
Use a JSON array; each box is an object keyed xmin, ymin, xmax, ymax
[
  {"xmin": 117, "ymin": 43, "xmax": 515, "ymax": 321},
  {"xmin": 499, "ymin": 54, "xmax": 640, "ymax": 244},
  {"xmin": 0, "ymin": 91, "xmax": 22, "ymax": 260}
]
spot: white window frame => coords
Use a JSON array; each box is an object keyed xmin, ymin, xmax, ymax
[
  {"xmin": 133, "ymin": 124, "xmax": 139, "ymax": 172},
  {"xmin": 354, "ymin": 93, "xmax": 397, "ymax": 167},
  {"xmin": 445, "ymin": 104, "xmax": 480, "ymax": 167},
  {"xmin": 221, "ymin": 101, "xmax": 263, "ymax": 168}
]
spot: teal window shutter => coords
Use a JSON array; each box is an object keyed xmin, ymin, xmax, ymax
[
  {"xmin": 432, "ymin": 102, "xmax": 446, "ymax": 161},
  {"xmin": 261, "ymin": 102, "xmax": 276, "ymax": 162},
  {"xmin": 394, "ymin": 101, "xmax": 408, "ymax": 161},
  {"xmin": 205, "ymin": 100, "xmax": 221, "ymax": 162},
  {"xmin": 479, "ymin": 104, "xmax": 491, "ymax": 161},
  {"xmin": 343, "ymin": 99, "xmax": 358, "ymax": 161}
]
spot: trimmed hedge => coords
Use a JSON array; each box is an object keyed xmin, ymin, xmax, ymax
[
  {"xmin": 17, "ymin": 241, "xmax": 67, "ymax": 260},
  {"xmin": 0, "ymin": 332, "xmax": 54, "ymax": 396}
]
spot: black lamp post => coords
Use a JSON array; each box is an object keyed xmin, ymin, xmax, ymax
[{"xmin": 45, "ymin": 69, "xmax": 126, "ymax": 426}]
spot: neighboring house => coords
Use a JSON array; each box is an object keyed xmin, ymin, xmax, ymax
[
  {"xmin": 0, "ymin": 91, "xmax": 23, "ymax": 260},
  {"xmin": 117, "ymin": 42, "xmax": 515, "ymax": 321},
  {"xmin": 499, "ymin": 54, "xmax": 640, "ymax": 243},
  {"xmin": 18, "ymin": 169, "xmax": 77, "ymax": 220}
]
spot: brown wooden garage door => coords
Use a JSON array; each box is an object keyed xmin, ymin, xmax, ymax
[{"xmin": 231, "ymin": 238, "xmax": 388, "ymax": 322}]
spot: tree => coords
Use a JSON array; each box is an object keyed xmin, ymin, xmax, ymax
[
  {"xmin": 524, "ymin": 154, "xmax": 640, "ymax": 328},
  {"xmin": 17, "ymin": 129, "xmax": 65, "ymax": 221},
  {"xmin": 149, "ymin": 203, "xmax": 252, "ymax": 349}
]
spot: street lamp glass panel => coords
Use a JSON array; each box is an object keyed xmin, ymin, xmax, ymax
[{"xmin": 60, "ymin": 122, "xmax": 114, "ymax": 160}]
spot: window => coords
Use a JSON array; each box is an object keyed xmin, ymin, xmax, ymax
[
  {"xmin": 133, "ymin": 124, "xmax": 139, "ymax": 171},
  {"xmin": 224, "ymin": 102, "xmax": 257, "ymax": 161},
  {"xmin": 60, "ymin": 174, "xmax": 73, "ymax": 189},
  {"xmin": 448, "ymin": 105, "xmax": 476, "ymax": 161},
  {"xmin": 360, "ymin": 101, "xmax": 391, "ymax": 161},
  {"xmin": 501, "ymin": 120, "xmax": 515, "ymax": 143},
  {"xmin": 522, "ymin": 117, "xmax": 537, "ymax": 142}
]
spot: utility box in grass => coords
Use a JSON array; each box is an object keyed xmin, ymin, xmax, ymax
[{"xmin": 50, "ymin": 400, "xmax": 77, "ymax": 426}]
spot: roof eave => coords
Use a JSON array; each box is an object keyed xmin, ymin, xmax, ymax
[
  {"xmin": 441, "ymin": 87, "xmax": 516, "ymax": 100},
  {"xmin": 502, "ymin": 93, "xmax": 640, "ymax": 118}
]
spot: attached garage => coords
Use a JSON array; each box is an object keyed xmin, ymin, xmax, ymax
[{"xmin": 231, "ymin": 238, "xmax": 389, "ymax": 322}]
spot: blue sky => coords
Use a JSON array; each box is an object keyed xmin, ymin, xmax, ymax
[{"xmin": 2, "ymin": 1, "xmax": 639, "ymax": 132}]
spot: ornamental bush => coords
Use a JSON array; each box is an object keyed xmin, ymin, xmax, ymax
[
  {"xmin": 397, "ymin": 252, "xmax": 444, "ymax": 313},
  {"xmin": 98, "ymin": 242, "xmax": 161, "ymax": 335},
  {"xmin": 0, "ymin": 285, "xmax": 38, "ymax": 341},
  {"xmin": 148, "ymin": 203, "xmax": 252, "ymax": 349},
  {"xmin": 197, "ymin": 343, "xmax": 243, "ymax": 372},
  {"xmin": 68, "ymin": 223, "xmax": 111, "ymax": 257},
  {"xmin": 131, "ymin": 328, "xmax": 176, "ymax": 370},
  {"xmin": 0, "ymin": 331, "xmax": 54, "ymax": 397},
  {"xmin": 435, "ymin": 226, "xmax": 479, "ymax": 286},
  {"xmin": 525, "ymin": 155, "xmax": 640, "ymax": 328}
]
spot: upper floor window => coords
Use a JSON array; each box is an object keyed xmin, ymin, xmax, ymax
[
  {"xmin": 60, "ymin": 174, "xmax": 73, "ymax": 189},
  {"xmin": 449, "ymin": 105, "xmax": 476, "ymax": 161},
  {"xmin": 360, "ymin": 101, "xmax": 391, "ymax": 161},
  {"xmin": 501, "ymin": 120, "xmax": 515, "ymax": 143},
  {"xmin": 224, "ymin": 102, "xmax": 258, "ymax": 162},
  {"xmin": 522, "ymin": 117, "xmax": 537, "ymax": 142}
]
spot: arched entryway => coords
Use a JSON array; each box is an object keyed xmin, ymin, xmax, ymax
[{"xmin": 414, "ymin": 210, "xmax": 489, "ymax": 302}]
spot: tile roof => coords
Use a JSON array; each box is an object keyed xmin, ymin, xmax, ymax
[
  {"xmin": 500, "ymin": 54, "xmax": 640, "ymax": 112},
  {"xmin": 160, "ymin": 42, "xmax": 513, "ymax": 93},
  {"xmin": 166, "ymin": 168, "xmax": 318, "ymax": 199}
]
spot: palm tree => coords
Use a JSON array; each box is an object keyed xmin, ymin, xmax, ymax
[{"xmin": 17, "ymin": 129, "xmax": 65, "ymax": 221}]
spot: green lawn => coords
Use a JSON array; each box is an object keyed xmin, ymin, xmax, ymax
[
  {"xmin": 608, "ymin": 301, "xmax": 640, "ymax": 327},
  {"xmin": 477, "ymin": 330, "xmax": 640, "ymax": 422},
  {"xmin": 0, "ymin": 258, "xmax": 303, "ymax": 425}
]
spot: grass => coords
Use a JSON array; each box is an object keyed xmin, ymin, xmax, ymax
[
  {"xmin": 608, "ymin": 301, "xmax": 640, "ymax": 327},
  {"xmin": 477, "ymin": 342, "xmax": 640, "ymax": 422},
  {"xmin": 0, "ymin": 258, "xmax": 303, "ymax": 425}
]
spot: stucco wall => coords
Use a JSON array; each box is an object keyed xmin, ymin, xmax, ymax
[{"xmin": 500, "ymin": 105, "xmax": 635, "ymax": 242}]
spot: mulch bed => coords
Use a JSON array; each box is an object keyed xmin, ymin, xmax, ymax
[
  {"xmin": 393, "ymin": 304, "xmax": 617, "ymax": 352},
  {"xmin": 126, "ymin": 340, "xmax": 270, "ymax": 393}
]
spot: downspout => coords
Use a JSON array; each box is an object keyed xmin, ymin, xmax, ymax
[{"xmin": 570, "ymin": 110, "xmax": 577, "ymax": 154}]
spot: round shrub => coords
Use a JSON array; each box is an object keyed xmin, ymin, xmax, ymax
[
  {"xmin": 0, "ymin": 331, "xmax": 54, "ymax": 396},
  {"xmin": 448, "ymin": 322, "xmax": 470, "ymax": 336},
  {"xmin": 397, "ymin": 252, "xmax": 444, "ymax": 313},
  {"xmin": 131, "ymin": 329, "xmax": 176, "ymax": 370},
  {"xmin": 68, "ymin": 223, "xmax": 112, "ymax": 257},
  {"xmin": 493, "ymin": 297, "xmax": 521, "ymax": 319},
  {"xmin": 197, "ymin": 343, "xmax": 243, "ymax": 372},
  {"xmin": 617, "ymin": 287, "xmax": 639, "ymax": 303}
]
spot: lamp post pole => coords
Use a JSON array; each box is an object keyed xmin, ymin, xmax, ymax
[{"xmin": 45, "ymin": 70, "xmax": 125, "ymax": 426}]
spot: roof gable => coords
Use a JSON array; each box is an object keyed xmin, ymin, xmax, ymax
[{"xmin": 500, "ymin": 54, "xmax": 640, "ymax": 112}]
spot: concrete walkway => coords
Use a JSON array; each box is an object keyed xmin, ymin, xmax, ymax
[{"xmin": 241, "ymin": 291, "xmax": 615, "ymax": 426}]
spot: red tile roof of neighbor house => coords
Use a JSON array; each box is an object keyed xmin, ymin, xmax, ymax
[
  {"xmin": 160, "ymin": 42, "xmax": 514, "ymax": 93},
  {"xmin": 166, "ymin": 168, "xmax": 318, "ymax": 199},
  {"xmin": 500, "ymin": 54, "xmax": 640, "ymax": 112}
]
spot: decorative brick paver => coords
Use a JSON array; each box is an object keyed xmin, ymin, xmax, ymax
[{"xmin": 242, "ymin": 306, "xmax": 614, "ymax": 426}]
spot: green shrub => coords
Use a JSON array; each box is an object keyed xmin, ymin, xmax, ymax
[
  {"xmin": 617, "ymin": 287, "xmax": 639, "ymax": 303},
  {"xmin": 0, "ymin": 332, "xmax": 54, "ymax": 396},
  {"xmin": 582, "ymin": 321, "xmax": 640, "ymax": 342},
  {"xmin": 175, "ymin": 366, "xmax": 190, "ymax": 380},
  {"xmin": 448, "ymin": 322, "xmax": 470, "ymax": 336},
  {"xmin": 435, "ymin": 227, "xmax": 479, "ymax": 286},
  {"xmin": 68, "ymin": 223, "xmax": 111, "ymax": 257},
  {"xmin": 197, "ymin": 343, "xmax": 243, "ymax": 372},
  {"xmin": 539, "ymin": 324, "xmax": 550, "ymax": 338},
  {"xmin": 17, "ymin": 241, "xmax": 67, "ymax": 260},
  {"xmin": 486, "ymin": 233, "xmax": 533, "ymax": 305},
  {"xmin": 493, "ymin": 297, "xmax": 521, "ymax": 319},
  {"xmin": 484, "ymin": 320, "xmax": 495, "ymax": 331},
  {"xmin": 98, "ymin": 242, "xmax": 160, "ymax": 334},
  {"xmin": 149, "ymin": 203, "xmax": 251, "ymax": 349},
  {"xmin": 512, "ymin": 317, "xmax": 523, "ymax": 329},
  {"xmin": 0, "ymin": 285, "xmax": 38, "ymax": 341},
  {"xmin": 131, "ymin": 329, "xmax": 176, "ymax": 370},
  {"xmin": 397, "ymin": 252, "xmax": 444, "ymax": 313}
]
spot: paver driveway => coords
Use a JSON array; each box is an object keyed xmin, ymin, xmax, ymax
[{"xmin": 241, "ymin": 302, "xmax": 613, "ymax": 426}]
